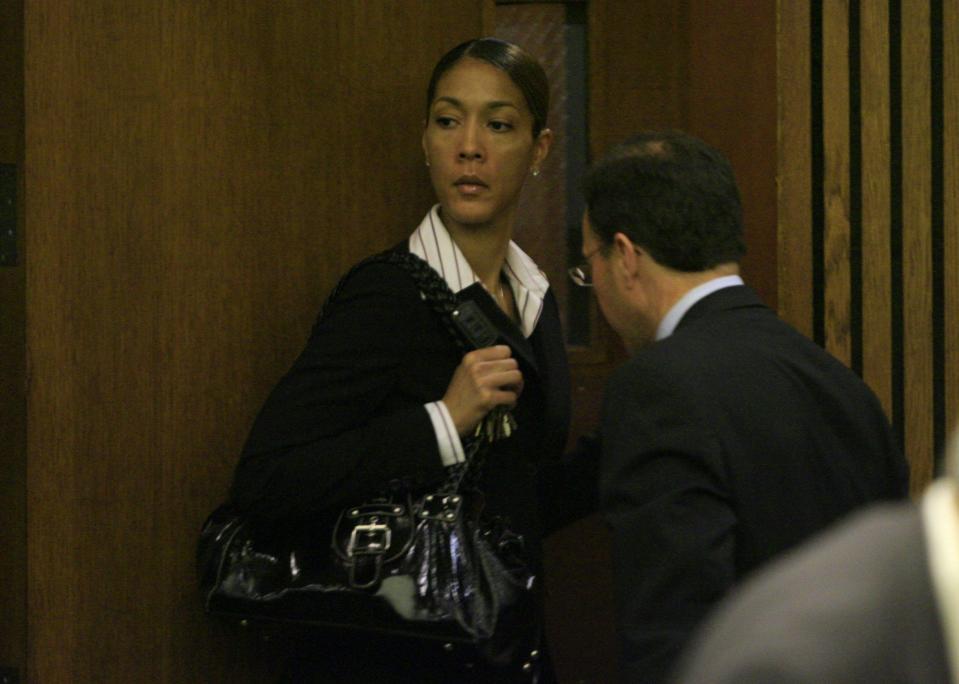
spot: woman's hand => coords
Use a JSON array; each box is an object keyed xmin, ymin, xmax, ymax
[{"xmin": 442, "ymin": 345, "xmax": 523, "ymax": 436}]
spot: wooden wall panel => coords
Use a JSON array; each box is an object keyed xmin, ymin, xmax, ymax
[
  {"xmin": 901, "ymin": 0, "xmax": 934, "ymax": 492},
  {"xmin": 947, "ymin": 0, "xmax": 959, "ymax": 436},
  {"xmin": 860, "ymin": 0, "xmax": 893, "ymax": 418},
  {"xmin": 779, "ymin": 0, "xmax": 955, "ymax": 491},
  {"xmin": 594, "ymin": 0, "xmax": 689, "ymax": 154},
  {"xmin": 777, "ymin": 0, "xmax": 813, "ymax": 338},
  {"xmin": 689, "ymin": 0, "xmax": 778, "ymax": 311},
  {"xmin": 0, "ymin": 0, "xmax": 25, "ymax": 675},
  {"xmin": 24, "ymin": 2, "xmax": 481, "ymax": 682},
  {"xmin": 18, "ymin": 1, "xmax": 780, "ymax": 681},
  {"xmin": 822, "ymin": 0, "xmax": 852, "ymax": 366}
]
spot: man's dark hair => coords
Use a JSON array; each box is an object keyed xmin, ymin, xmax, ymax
[{"xmin": 582, "ymin": 130, "xmax": 746, "ymax": 271}]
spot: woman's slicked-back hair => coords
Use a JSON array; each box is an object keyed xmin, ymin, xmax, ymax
[{"xmin": 426, "ymin": 38, "xmax": 549, "ymax": 138}]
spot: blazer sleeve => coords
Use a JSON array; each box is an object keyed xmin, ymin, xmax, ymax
[
  {"xmin": 600, "ymin": 357, "xmax": 736, "ymax": 684},
  {"xmin": 229, "ymin": 262, "xmax": 451, "ymax": 523}
]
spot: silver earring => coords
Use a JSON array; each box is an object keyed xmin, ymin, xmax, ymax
[
  {"xmin": 531, "ymin": 168, "xmax": 540, "ymax": 177},
  {"xmin": 425, "ymin": 159, "xmax": 431, "ymax": 167}
]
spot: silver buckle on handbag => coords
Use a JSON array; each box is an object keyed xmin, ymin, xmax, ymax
[{"xmin": 347, "ymin": 522, "xmax": 392, "ymax": 556}]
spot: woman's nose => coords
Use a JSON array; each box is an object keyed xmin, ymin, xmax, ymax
[{"xmin": 458, "ymin": 124, "xmax": 484, "ymax": 161}]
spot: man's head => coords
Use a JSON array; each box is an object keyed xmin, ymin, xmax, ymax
[
  {"xmin": 578, "ymin": 131, "xmax": 745, "ymax": 351},
  {"xmin": 582, "ymin": 130, "xmax": 745, "ymax": 270}
]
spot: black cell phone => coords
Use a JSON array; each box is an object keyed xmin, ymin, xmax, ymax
[{"xmin": 451, "ymin": 300, "xmax": 498, "ymax": 349}]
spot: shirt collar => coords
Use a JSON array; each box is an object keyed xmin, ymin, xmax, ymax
[
  {"xmin": 408, "ymin": 205, "xmax": 549, "ymax": 337},
  {"xmin": 922, "ymin": 479, "xmax": 959, "ymax": 682},
  {"xmin": 655, "ymin": 275, "xmax": 745, "ymax": 341}
]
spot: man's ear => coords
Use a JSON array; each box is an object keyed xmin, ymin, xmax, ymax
[{"xmin": 613, "ymin": 232, "xmax": 640, "ymax": 282}]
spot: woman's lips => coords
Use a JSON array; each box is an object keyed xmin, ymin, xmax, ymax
[{"xmin": 454, "ymin": 176, "xmax": 488, "ymax": 195}]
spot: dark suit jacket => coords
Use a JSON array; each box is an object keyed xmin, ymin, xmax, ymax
[
  {"xmin": 599, "ymin": 285, "xmax": 909, "ymax": 683},
  {"xmin": 673, "ymin": 502, "xmax": 949, "ymax": 683}
]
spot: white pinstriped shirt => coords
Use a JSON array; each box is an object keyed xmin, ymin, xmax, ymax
[{"xmin": 409, "ymin": 205, "xmax": 550, "ymax": 467}]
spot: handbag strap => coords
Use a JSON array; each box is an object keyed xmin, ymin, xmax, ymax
[{"xmin": 321, "ymin": 248, "xmax": 511, "ymax": 491}]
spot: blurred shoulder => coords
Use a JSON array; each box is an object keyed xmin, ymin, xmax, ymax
[{"xmin": 674, "ymin": 503, "xmax": 927, "ymax": 683}]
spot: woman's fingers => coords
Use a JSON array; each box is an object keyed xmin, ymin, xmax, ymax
[{"xmin": 442, "ymin": 345, "xmax": 523, "ymax": 435}]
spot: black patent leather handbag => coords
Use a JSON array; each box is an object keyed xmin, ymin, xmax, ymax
[{"xmin": 197, "ymin": 250, "xmax": 542, "ymax": 676}]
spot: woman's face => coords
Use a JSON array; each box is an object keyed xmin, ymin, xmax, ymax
[{"xmin": 423, "ymin": 57, "xmax": 550, "ymax": 235}]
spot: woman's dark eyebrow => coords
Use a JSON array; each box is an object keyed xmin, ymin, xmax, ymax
[
  {"xmin": 432, "ymin": 96, "xmax": 464, "ymax": 109},
  {"xmin": 431, "ymin": 96, "xmax": 520, "ymax": 112},
  {"xmin": 487, "ymin": 101, "xmax": 520, "ymax": 112}
]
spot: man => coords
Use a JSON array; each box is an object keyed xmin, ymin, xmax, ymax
[
  {"xmin": 573, "ymin": 130, "xmax": 909, "ymax": 682},
  {"xmin": 673, "ymin": 430, "xmax": 959, "ymax": 683}
]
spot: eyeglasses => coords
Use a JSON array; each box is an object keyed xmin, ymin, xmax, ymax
[{"xmin": 568, "ymin": 246, "xmax": 603, "ymax": 287}]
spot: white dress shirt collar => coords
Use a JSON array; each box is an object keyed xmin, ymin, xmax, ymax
[
  {"xmin": 656, "ymin": 275, "xmax": 745, "ymax": 341},
  {"xmin": 408, "ymin": 205, "xmax": 548, "ymax": 338},
  {"xmin": 923, "ymin": 479, "xmax": 959, "ymax": 683}
]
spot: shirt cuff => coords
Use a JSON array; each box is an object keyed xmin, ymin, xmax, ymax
[{"xmin": 425, "ymin": 401, "xmax": 466, "ymax": 467}]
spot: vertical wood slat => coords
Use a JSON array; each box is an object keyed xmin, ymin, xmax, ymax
[
  {"xmin": 777, "ymin": 0, "xmax": 813, "ymax": 337},
  {"xmin": 946, "ymin": 0, "xmax": 959, "ymax": 439},
  {"xmin": 860, "ymin": 1, "xmax": 893, "ymax": 418},
  {"xmin": 822, "ymin": 0, "xmax": 852, "ymax": 366},
  {"xmin": 0, "ymin": 0, "xmax": 25, "ymax": 673},
  {"xmin": 901, "ymin": 0, "xmax": 935, "ymax": 492}
]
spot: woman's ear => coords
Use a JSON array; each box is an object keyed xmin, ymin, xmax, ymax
[{"xmin": 530, "ymin": 128, "xmax": 553, "ymax": 174}]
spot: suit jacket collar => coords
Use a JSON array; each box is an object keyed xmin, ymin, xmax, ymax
[
  {"xmin": 674, "ymin": 284, "xmax": 767, "ymax": 332},
  {"xmin": 657, "ymin": 275, "xmax": 745, "ymax": 340}
]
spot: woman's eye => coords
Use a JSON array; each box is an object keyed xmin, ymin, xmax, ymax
[
  {"xmin": 489, "ymin": 120, "xmax": 513, "ymax": 132},
  {"xmin": 434, "ymin": 116, "xmax": 457, "ymax": 128}
]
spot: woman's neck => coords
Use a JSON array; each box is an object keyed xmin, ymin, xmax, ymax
[
  {"xmin": 442, "ymin": 211, "xmax": 513, "ymax": 292},
  {"xmin": 441, "ymin": 211, "xmax": 519, "ymax": 322}
]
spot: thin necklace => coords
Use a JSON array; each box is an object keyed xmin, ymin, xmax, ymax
[{"xmin": 496, "ymin": 276, "xmax": 519, "ymax": 322}]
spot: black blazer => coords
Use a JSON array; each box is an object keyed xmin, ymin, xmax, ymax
[
  {"xmin": 229, "ymin": 244, "xmax": 575, "ymax": 567},
  {"xmin": 599, "ymin": 285, "xmax": 908, "ymax": 683}
]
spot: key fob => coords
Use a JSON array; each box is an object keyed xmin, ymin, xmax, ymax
[{"xmin": 452, "ymin": 300, "xmax": 498, "ymax": 349}]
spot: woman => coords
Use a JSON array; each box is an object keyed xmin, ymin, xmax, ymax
[{"xmin": 230, "ymin": 38, "xmax": 585, "ymax": 683}]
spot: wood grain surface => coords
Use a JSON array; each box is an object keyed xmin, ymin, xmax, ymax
[{"xmin": 24, "ymin": 3, "xmax": 479, "ymax": 681}]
